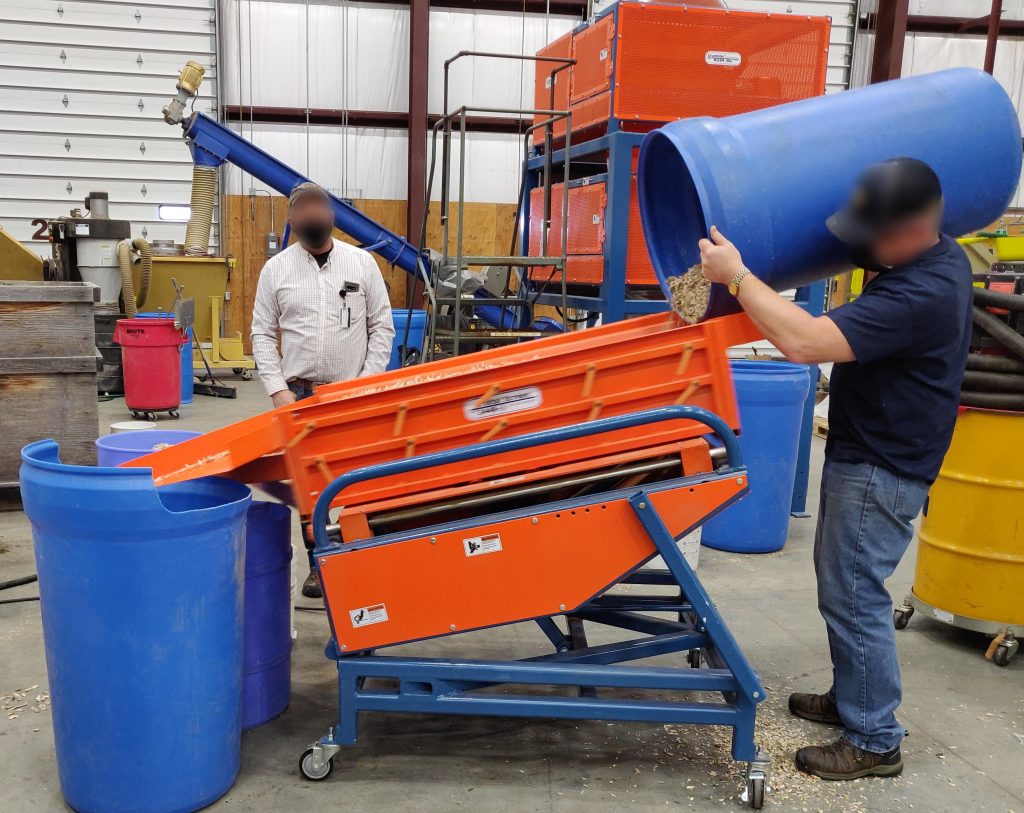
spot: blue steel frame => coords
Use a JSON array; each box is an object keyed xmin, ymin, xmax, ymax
[{"xmin": 309, "ymin": 407, "xmax": 766, "ymax": 769}]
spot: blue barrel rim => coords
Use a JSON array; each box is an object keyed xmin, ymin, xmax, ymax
[
  {"xmin": 22, "ymin": 439, "xmax": 252, "ymax": 516},
  {"xmin": 96, "ymin": 429, "xmax": 201, "ymax": 452},
  {"xmin": 729, "ymin": 359, "xmax": 812, "ymax": 376}
]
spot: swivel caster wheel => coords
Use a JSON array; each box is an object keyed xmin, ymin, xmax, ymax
[
  {"xmin": 233, "ymin": 368, "xmax": 252, "ymax": 380},
  {"xmin": 687, "ymin": 648, "xmax": 702, "ymax": 668},
  {"xmin": 743, "ymin": 748, "xmax": 770, "ymax": 810},
  {"xmin": 169, "ymin": 410, "xmax": 179, "ymax": 419},
  {"xmin": 299, "ymin": 748, "xmax": 334, "ymax": 781},
  {"xmin": 992, "ymin": 637, "xmax": 1018, "ymax": 668},
  {"xmin": 746, "ymin": 777, "xmax": 765, "ymax": 810},
  {"xmin": 144, "ymin": 411, "xmax": 157, "ymax": 422},
  {"xmin": 893, "ymin": 604, "xmax": 914, "ymax": 630}
]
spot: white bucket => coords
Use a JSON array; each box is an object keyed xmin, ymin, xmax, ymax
[{"xmin": 110, "ymin": 421, "xmax": 156, "ymax": 433}]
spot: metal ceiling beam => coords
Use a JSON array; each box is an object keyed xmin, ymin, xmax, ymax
[
  {"xmin": 221, "ymin": 105, "xmax": 528, "ymax": 133},
  {"xmin": 858, "ymin": 12, "xmax": 1024, "ymax": 36},
  {"xmin": 347, "ymin": 0, "xmax": 586, "ymax": 15}
]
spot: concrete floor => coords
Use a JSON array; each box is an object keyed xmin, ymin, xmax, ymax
[{"xmin": 1, "ymin": 380, "xmax": 1021, "ymax": 812}]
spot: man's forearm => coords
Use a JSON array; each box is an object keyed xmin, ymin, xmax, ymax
[
  {"xmin": 734, "ymin": 275, "xmax": 853, "ymax": 364},
  {"xmin": 251, "ymin": 334, "xmax": 287, "ymax": 395}
]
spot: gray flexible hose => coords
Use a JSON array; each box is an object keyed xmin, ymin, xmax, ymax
[{"xmin": 972, "ymin": 305, "xmax": 1024, "ymax": 361}]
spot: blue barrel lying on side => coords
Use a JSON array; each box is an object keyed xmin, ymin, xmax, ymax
[
  {"xmin": 20, "ymin": 440, "xmax": 251, "ymax": 813},
  {"xmin": 638, "ymin": 68, "xmax": 1023, "ymax": 320},
  {"xmin": 702, "ymin": 361, "xmax": 810, "ymax": 553}
]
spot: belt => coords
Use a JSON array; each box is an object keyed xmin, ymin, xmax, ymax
[{"xmin": 288, "ymin": 377, "xmax": 327, "ymax": 389}]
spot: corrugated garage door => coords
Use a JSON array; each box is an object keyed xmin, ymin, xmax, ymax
[{"xmin": 0, "ymin": 0, "xmax": 218, "ymax": 258}]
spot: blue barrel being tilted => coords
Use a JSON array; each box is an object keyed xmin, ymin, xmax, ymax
[
  {"xmin": 20, "ymin": 440, "xmax": 251, "ymax": 813},
  {"xmin": 638, "ymin": 68, "xmax": 1023, "ymax": 320}
]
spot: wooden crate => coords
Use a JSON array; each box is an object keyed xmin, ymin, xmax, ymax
[{"xmin": 0, "ymin": 281, "xmax": 99, "ymax": 505}]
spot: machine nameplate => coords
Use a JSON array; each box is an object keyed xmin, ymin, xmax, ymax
[
  {"xmin": 705, "ymin": 51, "xmax": 741, "ymax": 67},
  {"xmin": 463, "ymin": 533, "xmax": 503, "ymax": 557},
  {"xmin": 463, "ymin": 386, "xmax": 542, "ymax": 421},
  {"xmin": 349, "ymin": 603, "xmax": 389, "ymax": 628},
  {"xmin": 933, "ymin": 608, "xmax": 954, "ymax": 624}
]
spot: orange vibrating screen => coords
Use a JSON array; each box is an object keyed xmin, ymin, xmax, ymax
[{"xmin": 129, "ymin": 312, "xmax": 760, "ymax": 515}]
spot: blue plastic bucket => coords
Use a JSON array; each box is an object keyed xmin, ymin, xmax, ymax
[
  {"xmin": 702, "ymin": 361, "xmax": 810, "ymax": 553},
  {"xmin": 19, "ymin": 440, "xmax": 251, "ymax": 813},
  {"xmin": 96, "ymin": 429, "xmax": 201, "ymax": 467},
  {"xmin": 389, "ymin": 309, "xmax": 427, "ymax": 370},
  {"xmin": 138, "ymin": 312, "xmax": 193, "ymax": 404},
  {"xmin": 242, "ymin": 501, "xmax": 293, "ymax": 729}
]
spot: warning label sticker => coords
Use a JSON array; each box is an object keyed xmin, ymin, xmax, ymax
[
  {"xmin": 463, "ymin": 386, "xmax": 542, "ymax": 421},
  {"xmin": 463, "ymin": 533, "xmax": 503, "ymax": 558},
  {"xmin": 349, "ymin": 603, "xmax": 389, "ymax": 628}
]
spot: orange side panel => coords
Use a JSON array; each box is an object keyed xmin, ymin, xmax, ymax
[
  {"xmin": 532, "ymin": 31, "xmax": 573, "ymax": 146},
  {"xmin": 570, "ymin": 14, "xmax": 615, "ymax": 104},
  {"xmin": 613, "ymin": 4, "xmax": 830, "ymax": 122},
  {"xmin": 318, "ymin": 472, "xmax": 746, "ymax": 651}
]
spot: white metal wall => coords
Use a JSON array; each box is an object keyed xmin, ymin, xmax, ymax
[
  {"xmin": 0, "ymin": 0, "xmax": 217, "ymax": 257},
  {"xmin": 220, "ymin": 0, "xmax": 576, "ymax": 203}
]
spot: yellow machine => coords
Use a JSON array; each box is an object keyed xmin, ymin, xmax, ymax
[
  {"xmin": 0, "ymin": 227, "xmax": 44, "ymax": 281},
  {"xmin": 132, "ymin": 255, "xmax": 254, "ymax": 377},
  {"xmin": 894, "ymin": 408, "xmax": 1023, "ymax": 666}
]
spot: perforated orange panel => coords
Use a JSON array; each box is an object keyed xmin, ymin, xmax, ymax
[
  {"xmin": 527, "ymin": 170, "xmax": 657, "ymax": 287},
  {"xmin": 532, "ymin": 31, "xmax": 573, "ymax": 146},
  {"xmin": 570, "ymin": 13, "xmax": 615, "ymax": 104},
  {"xmin": 613, "ymin": 3, "xmax": 830, "ymax": 122}
]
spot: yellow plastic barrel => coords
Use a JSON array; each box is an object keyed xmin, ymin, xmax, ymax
[{"xmin": 913, "ymin": 408, "xmax": 1024, "ymax": 626}]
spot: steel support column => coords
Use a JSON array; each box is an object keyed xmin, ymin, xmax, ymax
[
  {"xmin": 408, "ymin": 0, "xmax": 429, "ymax": 243},
  {"xmin": 869, "ymin": 0, "xmax": 910, "ymax": 83},
  {"xmin": 983, "ymin": 0, "xmax": 1002, "ymax": 74}
]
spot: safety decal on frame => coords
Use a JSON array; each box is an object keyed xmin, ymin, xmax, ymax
[
  {"xmin": 464, "ymin": 533, "xmax": 502, "ymax": 558},
  {"xmin": 705, "ymin": 50, "xmax": 742, "ymax": 67},
  {"xmin": 349, "ymin": 603, "xmax": 389, "ymax": 628},
  {"xmin": 463, "ymin": 386, "xmax": 542, "ymax": 421}
]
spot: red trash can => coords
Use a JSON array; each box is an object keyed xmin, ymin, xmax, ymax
[{"xmin": 114, "ymin": 318, "xmax": 186, "ymax": 419}]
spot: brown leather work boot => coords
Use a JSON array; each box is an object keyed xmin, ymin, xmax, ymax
[
  {"xmin": 789, "ymin": 691, "xmax": 843, "ymax": 725},
  {"xmin": 301, "ymin": 568, "xmax": 323, "ymax": 599},
  {"xmin": 795, "ymin": 737, "xmax": 903, "ymax": 780}
]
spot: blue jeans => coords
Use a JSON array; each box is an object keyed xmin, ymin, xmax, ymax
[
  {"xmin": 288, "ymin": 381, "xmax": 316, "ymax": 401},
  {"xmin": 814, "ymin": 458, "xmax": 929, "ymax": 753}
]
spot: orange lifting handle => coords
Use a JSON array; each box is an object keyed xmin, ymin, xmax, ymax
[{"xmin": 311, "ymin": 405, "xmax": 744, "ymax": 552}]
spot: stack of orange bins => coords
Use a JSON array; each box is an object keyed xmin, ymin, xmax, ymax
[{"xmin": 527, "ymin": 1, "xmax": 830, "ymax": 289}]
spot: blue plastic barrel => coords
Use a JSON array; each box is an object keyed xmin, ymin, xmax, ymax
[
  {"xmin": 138, "ymin": 312, "xmax": 193, "ymax": 404},
  {"xmin": 96, "ymin": 429, "xmax": 200, "ymax": 467},
  {"xmin": 389, "ymin": 308, "xmax": 427, "ymax": 370},
  {"xmin": 702, "ymin": 361, "xmax": 810, "ymax": 553},
  {"xmin": 242, "ymin": 501, "xmax": 293, "ymax": 729},
  {"xmin": 19, "ymin": 440, "xmax": 251, "ymax": 813},
  {"xmin": 638, "ymin": 68, "xmax": 1023, "ymax": 320}
]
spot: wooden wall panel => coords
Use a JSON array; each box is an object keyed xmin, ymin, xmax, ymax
[{"xmin": 223, "ymin": 195, "xmax": 524, "ymax": 353}]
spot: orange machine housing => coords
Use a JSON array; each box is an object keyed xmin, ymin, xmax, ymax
[
  {"xmin": 527, "ymin": 152, "xmax": 657, "ymax": 287},
  {"xmin": 532, "ymin": 2, "xmax": 831, "ymax": 145}
]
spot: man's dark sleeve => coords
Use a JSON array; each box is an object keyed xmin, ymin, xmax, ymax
[{"xmin": 828, "ymin": 285, "xmax": 916, "ymax": 364}]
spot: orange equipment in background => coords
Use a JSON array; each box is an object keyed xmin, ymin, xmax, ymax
[
  {"xmin": 525, "ymin": 2, "xmax": 830, "ymax": 299},
  {"xmin": 533, "ymin": 3, "xmax": 831, "ymax": 146}
]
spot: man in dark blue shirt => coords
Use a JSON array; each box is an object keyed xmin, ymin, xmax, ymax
[{"xmin": 698, "ymin": 158, "xmax": 972, "ymax": 781}]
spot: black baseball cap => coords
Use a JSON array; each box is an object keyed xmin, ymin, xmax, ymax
[{"xmin": 826, "ymin": 158, "xmax": 943, "ymax": 248}]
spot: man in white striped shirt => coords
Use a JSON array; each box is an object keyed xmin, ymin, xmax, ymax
[
  {"xmin": 251, "ymin": 182, "xmax": 395, "ymax": 406},
  {"xmin": 251, "ymin": 181, "xmax": 394, "ymax": 596}
]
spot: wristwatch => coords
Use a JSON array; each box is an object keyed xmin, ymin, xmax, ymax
[{"xmin": 728, "ymin": 267, "xmax": 752, "ymax": 297}]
